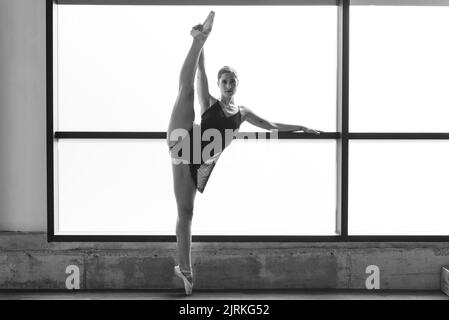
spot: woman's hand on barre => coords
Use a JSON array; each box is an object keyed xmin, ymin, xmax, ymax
[{"xmin": 298, "ymin": 126, "xmax": 322, "ymax": 135}]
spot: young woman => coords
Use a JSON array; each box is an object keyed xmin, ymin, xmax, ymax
[{"xmin": 166, "ymin": 11, "xmax": 320, "ymax": 295}]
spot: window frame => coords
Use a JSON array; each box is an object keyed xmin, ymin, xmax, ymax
[{"xmin": 46, "ymin": 0, "xmax": 449, "ymax": 242}]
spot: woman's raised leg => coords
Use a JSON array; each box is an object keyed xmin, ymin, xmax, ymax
[{"xmin": 167, "ymin": 11, "xmax": 215, "ymax": 148}]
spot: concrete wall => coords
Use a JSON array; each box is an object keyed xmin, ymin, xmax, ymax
[
  {"xmin": 0, "ymin": 0, "xmax": 47, "ymax": 231},
  {"xmin": 1, "ymin": 233, "xmax": 449, "ymax": 290}
]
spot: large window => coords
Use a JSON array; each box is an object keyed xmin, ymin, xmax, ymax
[
  {"xmin": 348, "ymin": 2, "xmax": 449, "ymax": 236},
  {"xmin": 47, "ymin": 0, "xmax": 449, "ymax": 241}
]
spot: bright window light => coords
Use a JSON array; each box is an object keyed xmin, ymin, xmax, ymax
[
  {"xmin": 56, "ymin": 139, "xmax": 337, "ymax": 235},
  {"xmin": 56, "ymin": 5, "xmax": 337, "ymax": 132},
  {"xmin": 350, "ymin": 6, "xmax": 449, "ymax": 132},
  {"xmin": 349, "ymin": 140, "xmax": 449, "ymax": 235}
]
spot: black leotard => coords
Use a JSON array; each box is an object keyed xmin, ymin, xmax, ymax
[{"xmin": 188, "ymin": 100, "xmax": 242, "ymax": 192}]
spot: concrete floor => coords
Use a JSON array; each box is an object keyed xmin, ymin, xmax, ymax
[{"xmin": 0, "ymin": 290, "xmax": 448, "ymax": 300}]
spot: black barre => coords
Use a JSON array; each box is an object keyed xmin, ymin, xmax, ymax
[{"xmin": 54, "ymin": 131, "xmax": 340, "ymax": 139}]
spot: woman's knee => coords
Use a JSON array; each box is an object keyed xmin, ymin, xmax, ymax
[
  {"xmin": 177, "ymin": 206, "xmax": 194, "ymax": 220},
  {"xmin": 166, "ymin": 130, "xmax": 185, "ymax": 148}
]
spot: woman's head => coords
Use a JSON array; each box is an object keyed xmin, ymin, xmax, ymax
[{"xmin": 217, "ymin": 66, "xmax": 239, "ymax": 98}]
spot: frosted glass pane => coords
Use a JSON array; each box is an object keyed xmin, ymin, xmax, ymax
[
  {"xmin": 350, "ymin": 7, "xmax": 449, "ymax": 132},
  {"xmin": 57, "ymin": 140, "xmax": 176, "ymax": 234},
  {"xmin": 56, "ymin": 139, "xmax": 336, "ymax": 235},
  {"xmin": 349, "ymin": 140, "xmax": 449, "ymax": 235},
  {"xmin": 194, "ymin": 139, "xmax": 337, "ymax": 235},
  {"xmin": 56, "ymin": 5, "xmax": 337, "ymax": 132}
]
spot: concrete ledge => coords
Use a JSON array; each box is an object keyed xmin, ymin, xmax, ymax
[{"xmin": 1, "ymin": 232, "xmax": 449, "ymax": 290}]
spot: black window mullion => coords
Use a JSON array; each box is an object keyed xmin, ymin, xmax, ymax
[
  {"xmin": 47, "ymin": 0, "xmax": 55, "ymax": 242},
  {"xmin": 336, "ymin": 0, "xmax": 350, "ymax": 238}
]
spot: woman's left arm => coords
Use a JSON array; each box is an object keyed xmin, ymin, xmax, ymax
[{"xmin": 240, "ymin": 106, "xmax": 321, "ymax": 134}]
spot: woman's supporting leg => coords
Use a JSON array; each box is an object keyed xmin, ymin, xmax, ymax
[
  {"xmin": 168, "ymin": 32, "xmax": 207, "ymax": 277},
  {"xmin": 172, "ymin": 163, "xmax": 197, "ymax": 276}
]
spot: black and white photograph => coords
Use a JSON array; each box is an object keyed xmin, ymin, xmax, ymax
[{"xmin": 1, "ymin": 0, "xmax": 449, "ymax": 310}]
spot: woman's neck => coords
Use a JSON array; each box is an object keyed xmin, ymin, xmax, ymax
[{"xmin": 220, "ymin": 96, "xmax": 235, "ymax": 106}]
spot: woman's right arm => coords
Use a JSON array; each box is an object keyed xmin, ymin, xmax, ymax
[
  {"xmin": 197, "ymin": 49, "xmax": 215, "ymax": 114},
  {"xmin": 240, "ymin": 106, "xmax": 321, "ymax": 134}
]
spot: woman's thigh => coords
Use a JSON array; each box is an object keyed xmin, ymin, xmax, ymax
[
  {"xmin": 171, "ymin": 162, "xmax": 197, "ymax": 212},
  {"xmin": 167, "ymin": 90, "xmax": 195, "ymax": 148}
]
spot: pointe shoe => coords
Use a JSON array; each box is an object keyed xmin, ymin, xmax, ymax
[
  {"xmin": 190, "ymin": 11, "xmax": 214, "ymax": 40},
  {"xmin": 174, "ymin": 265, "xmax": 193, "ymax": 296},
  {"xmin": 202, "ymin": 11, "xmax": 215, "ymax": 35}
]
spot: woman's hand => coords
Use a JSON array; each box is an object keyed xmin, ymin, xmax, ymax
[
  {"xmin": 192, "ymin": 24, "xmax": 203, "ymax": 32},
  {"xmin": 191, "ymin": 24, "xmax": 208, "ymax": 41},
  {"xmin": 300, "ymin": 126, "xmax": 321, "ymax": 135}
]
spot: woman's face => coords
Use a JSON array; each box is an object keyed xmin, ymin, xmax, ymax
[{"xmin": 218, "ymin": 72, "xmax": 238, "ymax": 98}]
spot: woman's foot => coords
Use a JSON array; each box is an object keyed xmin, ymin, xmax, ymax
[
  {"xmin": 190, "ymin": 11, "xmax": 215, "ymax": 41},
  {"xmin": 174, "ymin": 265, "xmax": 193, "ymax": 296},
  {"xmin": 202, "ymin": 11, "xmax": 215, "ymax": 35}
]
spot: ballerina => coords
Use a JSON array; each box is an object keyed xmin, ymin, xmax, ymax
[{"xmin": 167, "ymin": 11, "xmax": 320, "ymax": 295}]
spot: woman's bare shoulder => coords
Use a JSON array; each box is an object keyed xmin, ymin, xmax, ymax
[{"xmin": 238, "ymin": 105, "xmax": 251, "ymax": 119}]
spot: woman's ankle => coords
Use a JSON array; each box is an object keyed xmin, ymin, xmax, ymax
[
  {"xmin": 192, "ymin": 35, "xmax": 207, "ymax": 45},
  {"xmin": 182, "ymin": 272, "xmax": 193, "ymax": 283},
  {"xmin": 180, "ymin": 265, "xmax": 192, "ymax": 274}
]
